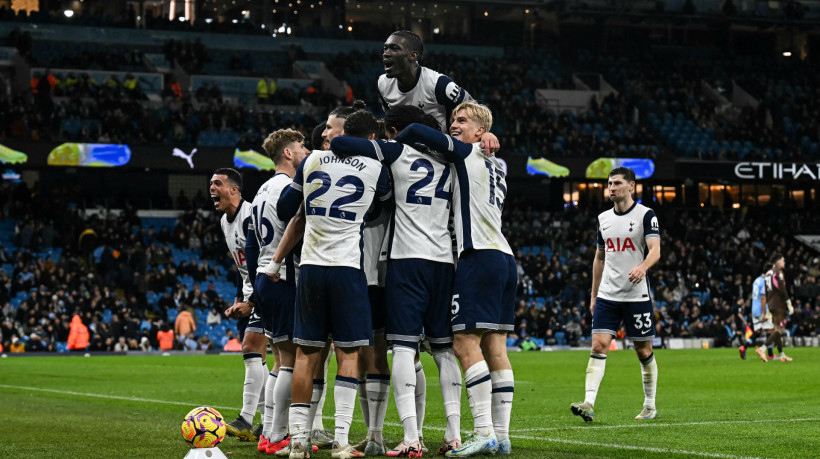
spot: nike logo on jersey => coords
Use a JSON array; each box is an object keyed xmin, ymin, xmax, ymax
[
  {"xmin": 641, "ymin": 329, "xmax": 652, "ymax": 335},
  {"xmin": 601, "ymin": 226, "xmax": 611, "ymax": 231}
]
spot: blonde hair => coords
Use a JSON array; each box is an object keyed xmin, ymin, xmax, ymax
[
  {"xmin": 451, "ymin": 101, "xmax": 493, "ymax": 133},
  {"xmin": 262, "ymin": 129, "xmax": 305, "ymax": 165}
]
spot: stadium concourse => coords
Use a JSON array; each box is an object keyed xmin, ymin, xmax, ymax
[{"xmin": 1, "ymin": 179, "xmax": 820, "ymax": 353}]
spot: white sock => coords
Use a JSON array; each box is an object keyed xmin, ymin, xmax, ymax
[
  {"xmin": 490, "ymin": 369, "xmax": 514, "ymax": 441},
  {"xmin": 334, "ymin": 375, "xmax": 358, "ymax": 446},
  {"xmin": 366, "ymin": 374, "xmax": 390, "ymax": 444},
  {"xmin": 241, "ymin": 353, "xmax": 265, "ymax": 424},
  {"xmin": 262, "ymin": 371, "xmax": 277, "ymax": 439},
  {"xmin": 433, "ymin": 348, "xmax": 462, "ymax": 444},
  {"xmin": 392, "ymin": 346, "xmax": 419, "ymax": 443},
  {"xmin": 312, "ymin": 351, "xmax": 332, "ymax": 431},
  {"xmin": 464, "ymin": 361, "xmax": 493, "ymax": 437},
  {"xmin": 258, "ymin": 360, "xmax": 268, "ymax": 418},
  {"xmin": 272, "ymin": 366, "xmax": 293, "ymax": 440},
  {"xmin": 307, "ymin": 379, "xmax": 324, "ymax": 433},
  {"xmin": 640, "ymin": 353, "xmax": 657, "ymax": 409},
  {"xmin": 584, "ymin": 353, "xmax": 607, "ymax": 406},
  {"xmin": 289, "ymin": 403, "xmax": 311, "ymax": 445},
  {"xmin": 359, "ymin": 379, "xmax": 370, "ymax": 433},
  {"xmin": 415, "ymin": 361, "xmax": 426, "ymax": 439}
]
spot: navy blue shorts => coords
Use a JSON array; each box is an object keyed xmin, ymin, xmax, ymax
[
  {"xmin": 237, "ymin": 309, "xmax": 265, "ymax": 343},
  {"xmin": 369, "ymin": 286, "xmax": 386, "ymax": 335},
  {"xmin": 451, "ymin": 250, "xmax": 517, "ymax": 332},
  {"xmin": 385, "ymin": 258, "xmax": 454, "ymax": 347},
  {"xmin": 294, "ymin": 264, "xmax": 372, "ymax": 348},
  {"xmin": 255, "ymin": 274, "xmax": 296, "ymax": 343},
  {"xmin": 592, "ymin": 297, "xmax": 656, "ymax": 341}
]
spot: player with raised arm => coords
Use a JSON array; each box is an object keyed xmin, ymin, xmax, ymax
[
  {"xmin": 570, "ymin": 167, "xmax": 662, "ymax": 423},
  {"xmin": 275, "ymin": 109, "xmax": 393, "ymax": 459},
  {"xmin": 245, "ymin": 129, "xmax": 310, "ymax": 454},
  {"xmin": 763, "ymin": 254, "xmax": 793, "ymax": 362},
  {"xmin": 394, "ymin": 102, "xmax": 515, "ymax": 457},
  {"xmin": 210, "ymin": 168, "xmax": 268, "ymax": 441},
  {"xmin": 330, "ymin": 105, "xmax": 464, "ymax": 457}
]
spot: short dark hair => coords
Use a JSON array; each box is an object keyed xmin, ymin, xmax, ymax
[
  {"xmin": 311, "ymin": 122, "xmax": 327, "ymax": 150},
  {"xmin": 609, "ymin": 167, "xmax": 636, "ymax": 183},
  {"xmin": 343, "ymin": 110, "xmax": 378, "ymax": 139},
  {"xmin": 213, "ymin": 168, "xmax": 242, "ymax": 190},
  {"xmin": 390, "ymin": 30, "xmax": 424, "ymax": 61},
  {"xmin": 384, "ymin": 105, "xmax": 441, "ymax": 133},
  {"xmin": 329, "ymin": 100, "xmax": 367, "ymax": 120},
  {"xmin": 770, "ymin": 253, "xmax": 784, "ymax": 266}
]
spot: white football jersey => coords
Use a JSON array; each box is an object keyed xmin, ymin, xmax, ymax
[
  {"xmin": 392, "ymin": 124, "xmax": 512, "ymax": 257},
  {"xmin": 595, "ymin": 202, "xmax": 660, "ymax": 302},
  {"xmin": 332, "ymin": 137, "xmax": 454, "ymax": 263},
  {"xmin": 362, "ymin": 204, "xmax": 390, "ymax": 286},
  {"xmin": 220, "ymin": 200, "xmax": 254, "ymax": 302},
  {"xmin": 250, "ymin": 173, "xmax": 298, "ymax": 282},
  {"xmin": 378, "ymin": 66, "xmax": 471, "ymax": 132},
  {"xmin": 281, "ymin": 151, "xmax": 392, "ymax": 269}
]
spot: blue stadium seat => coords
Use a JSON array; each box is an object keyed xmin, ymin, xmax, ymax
[{"xmin": 555, "ymin": 332, "xmax": 567, "ymax": 346}]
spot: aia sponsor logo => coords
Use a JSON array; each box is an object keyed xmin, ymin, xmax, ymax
[{"xmin": 606, "ymin": 237, "xmax": 636, "ymax": 252}]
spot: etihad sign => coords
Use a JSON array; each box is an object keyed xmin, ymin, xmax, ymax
[{"xmin": 734, "ymin": 162, "xmax": 820, "ymax": 180}]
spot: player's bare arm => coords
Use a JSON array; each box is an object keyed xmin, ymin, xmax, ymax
[
  {"xmin": 265, "ymin": 203, "xmax": 306, "ymax": 282},
  {"xmin": 225, "ymin": 298, "xmax": 253, "ymax": 319},
  {"xmin": 480, "ymin": 132, "xmax": 500, "ymax": 154},
  {"xmin": 628, "ymin": 238, "xmax": 660, "ymax": 284},
  {"xmin": 760, "ymin": 293, "xmax": 768, "ymax": 321},
  {"xmin": 590, "ymin": 248, "xmax": 605, "ymax": 315}
]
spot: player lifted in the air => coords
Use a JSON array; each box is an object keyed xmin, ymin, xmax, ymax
[{"xmin": 571, "ymin": 167, "xmax": 661, "ymax": 423}]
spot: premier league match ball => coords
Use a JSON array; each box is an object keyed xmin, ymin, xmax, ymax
[{"xmin": 181, "ymin": 406, "xmax": 226, "ymax": 448}]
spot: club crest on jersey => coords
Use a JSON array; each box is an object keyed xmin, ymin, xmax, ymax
[
  {"xmin": 606, "ymin": 237, "xmax": 636, "ymax": 252},
  {"xmin": 629, "ymin": 220, "xmax": 636, "ymax": 232}
]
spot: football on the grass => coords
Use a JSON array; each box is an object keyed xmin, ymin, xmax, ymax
[{"xmin": 181, "ymin": 406, "xmax": 226, "ymax": 448}]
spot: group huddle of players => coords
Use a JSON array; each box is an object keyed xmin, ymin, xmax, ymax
[{"xmin": 210, "ymin": 30, "xmax": 515, "ymax": 459}]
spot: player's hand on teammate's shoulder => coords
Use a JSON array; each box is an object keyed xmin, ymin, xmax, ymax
[{"xmin": 480, "ymin": 132, "xmax": 500, "ymax": 154}]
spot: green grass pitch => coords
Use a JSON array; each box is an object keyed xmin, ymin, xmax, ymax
[{"xmin": 1, "ymin": 348, "xmax": 818, "ymax": 458}]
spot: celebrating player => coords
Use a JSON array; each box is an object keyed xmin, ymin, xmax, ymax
[
  {"xmin": 394, "ymin": 102, "xmax": 515, "ymax": 457},
  {"xmin": 275, "ymin": 109, "xmax": 392, "ymax": 459},
  {"xmin": 210, "ymin": 168, "xmax": 268, "ymax": 441},
  {"xmin": 331, "ymin": 105, "xmax": 465, "ymax": 457},
  {"xmin": 245, "ymin": 129, "xmax": 310, "ymax": 454},
  {"xmin": 570, "ymin": 167, "xmax": 661, "ymax": 423}
]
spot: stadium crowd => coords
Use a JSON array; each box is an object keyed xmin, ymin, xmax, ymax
[{"xmin": 2, "ymin": 177, "xmax": 820, "ymax": 353}]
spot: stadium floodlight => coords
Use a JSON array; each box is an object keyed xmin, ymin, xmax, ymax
[
  {"xmin": 64, "ymin": 10, "xmax": 74, "ymax": 18},
  {"xmin": 783, "ymin": 51, "xmax": 792, "ymax": 57},
  {"xmin": 205, "ymin": 18, "xmax": 213, "ymax": 24}
]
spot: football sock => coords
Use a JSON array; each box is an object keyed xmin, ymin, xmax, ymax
[
  {"xmin": 433, "ymin": 348, "xmax": 462, "ymax": 444},
  {"xmin": 366, "ymin": 374, "xmax": 390, "ymax": 444},
  {"xmin": 358, "ymin": 378, "xmax": 370, "ymax": 434},
  {"xmin": 584, "ymin": 353, "xmax": 607, "ymax": 406},
  {"xmin": 258, "ymin": 360, "xmax": 268, "ymax": 418},
  {"xmin": 774, "ymin": 332, "xmax": 784, "ymax": 354},
  {"xmin": 414, "ymin": 361, "xmax": 426, "ymax": 438},
  {"xmin": 307, "ymin": 379, "xmax": 324, "ymax": 433},
  {"xmin": 312, "ymin": 351, "xmax": 331, "ymax": 431},
  {"xmin": 241, "ymin": 353, "xmax": 264, "ymax": 424},
  {"xmin": 289, "ymin": 403, "xmax": 311, "ymax": 445},
  {"xmin": 272, "ymin": 366, "xmax": 293, "ymax": 440},
  {"xmin": 464, "ymin": 361, "xmax": 493, "ymax": 438},
  {"xmin": 334, "ymin": 375, "xmax": 359, "ymax": 446},
  {"xmin": 262, "ymin": 370, "xmax": 277, "ymax": 438},
  {"xmin": 767, "ymin": 344, "xmax": 774, "ymax": 357},
  {"xmin": 491, "ymin": 369, "xmax": 514, "ymax": 442},
  {"xmin": 639, "ymin": 353, "xmax": 657, "ymax": 409},
  {"xmin": 392, "ymin": 346, "xmax": 419, "ymax": 443}
]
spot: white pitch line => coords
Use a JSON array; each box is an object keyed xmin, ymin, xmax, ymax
[
  {"xmin": 0, "ymin": 384, "xmax": 768, "ymax": 458},
  {"xmin": 512, "ymin": 434, "xmax": 762, "ymax": 459},
  {"xmin": 516, "ymin": 417, "xmax": 820, "ymax": 432}
]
